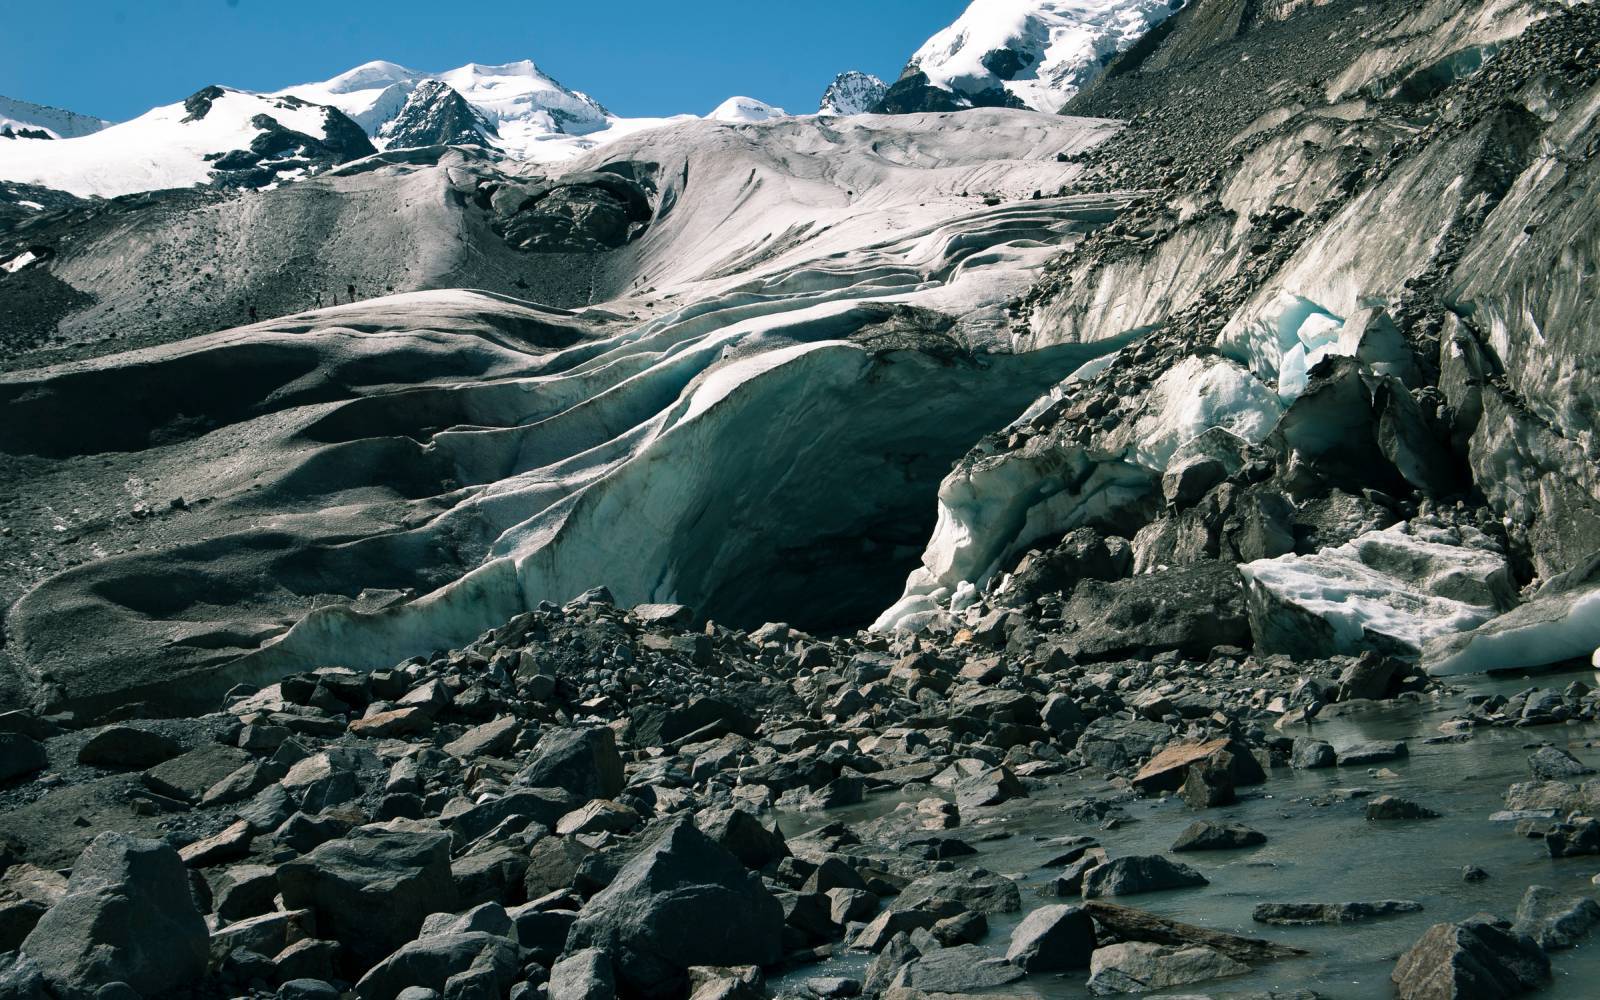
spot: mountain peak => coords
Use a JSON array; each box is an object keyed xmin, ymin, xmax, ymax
[
  {"xmin": 819, "ymin": 71, "xmax": 888, "ymax": 116},
  {"xmin": 902, "ymin": 0, "xmax": 1180, "ymax": 112},
  {"xmin": 378, "ymin": 79, "xmax": 497, "ymax": 150}
]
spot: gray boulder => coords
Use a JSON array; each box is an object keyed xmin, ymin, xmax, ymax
[
  {"xmin": 548, "ymin": 947, "xmax": 617, "ymax": 1000},
  {"xmin": 1512, "ymin": 885, "xmax": 1600, "ymax": 950},
  {"xmin": 1086, "ymin": 941, "xmax": 1249, "ymax": 994},
  {"xmin": 889, "ymin": 943, "xmax": 1024, "ymax": 992},
  {"xmin": 1005, "ymin": 903, "xmax": 1095, "ymax": 972},
  {"xmin": 1391, "ymin": 915, "xmax": 1549, "ymax": 999},
  {"xmin": 0, "ymin": 734, "xmax": 47, "ymax": 783},
  {"xmin": 278, "ymin": 824, "xmax": 457, "ymax": 966},
  {"xmin": 19, "ymin": 833, "xmax": 207, "ymax": 999},
  {"xmin": 564, "ymin": 818, "xmax": 783, "ymax": 998},
  {"xmin": 1171, "ymin": 820, "xmax": 1266, "ymax": 852},
  {"xmin": 1082, "ymin": 856, "xmax": 1208, "ymax": 898},
  {"xmin": 517, "ymin": 727, "xmax": 624, "ymax": 800},
  {"xmin": 354, "ymin": 931, "xmax": 520, "ymax": 1000}
]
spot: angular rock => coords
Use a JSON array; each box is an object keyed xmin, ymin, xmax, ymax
[
  {"xmin": 1512, "ymin": 885, "xmax": 1600, "ymax": 950},
  {"xmin": 889, "ymin": 943, "xmax": 1024, "ymax": 992},
  {"xmin": 355, "ymin": 931, "xmax": 520, "ymax": 1000},
  {"xmin": 564, "ymin": 818, "xmax": 783, "ymax": 999},
  {"xmin": 1171, "ymin": 821, "xmax": 1266, "ymax": 852},
  {"xmin": 1366, "ymin": 794, "xmax": 1440, "ymax": 820},
  {"xmin": 76, "ymin": 726, "xmax": 181, "ymax": 769},
  {"xmin": 143, "ymin": 743, "xmax": 252, "ymax": 803},
  {"xmin": 517, "ymin": 727, "xmax": 624, "ymax": 801},
  {"xmin": 443, "ymin": 716, "xmax": 522, "ymax": 760},
  {"xmin": 0, "ymin": 733, "xmax": 47, "ymax": 783},
  {"xmin": 1005, "ymin": 903, "xmax": 1095, "ymax": 972},
  {"xmin": 1290, "ymin": 737, "xmax": 1336, "ymax": 769},
  {"xmin": 1528, "ymin": 745, "xmax": 1594, "ymax": 781},
  {"xmin": 1132, "ymin": 737, "xmax": 1264, "ymax": 794},
  {"xmin": 1391, "ymin": 915, "xmax": 1548, "ymax": 999},
  {"xmin": 895, "ymin": 867, "xmax": 1021, "ymax": 914},
  {"xmin": 1086, "ymin": 941, "xmax": 1250, "ymax": 995},
  {"xmin": 19, "ymin": 833, "xmax": 207, "ymax": 999},
  {"xmin": 549, "ymin": 947, "xmax": 617, "ymax": 1000},
  {"xmin": 1338, "ymin": 740, "xmax": 1407, "ymax": 766},
  {"xmin": 278, "ymin": 824, "xmax": 458, "ymax": 966},
  {"xmin": 1082, "ymin": 856, "xmax": 1208, "ymax": 898}
]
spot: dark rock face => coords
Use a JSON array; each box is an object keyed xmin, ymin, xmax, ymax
[
  {"xmin": 872, "ymin": 71, "xmax": 1026, "ymax": 114},
  {"xmin": 564, "ymin": 818, "xmax": 783, "ymax": 998},
  {"xmin": 17, "ymin": 833, "xmax": 208, "ymax": 999},
  {"xmin": 489, "ymin": 169, "xmax": 656, "ymax": 253},
  {"xmin": 1171, "ymin": 820, "xmax": 1266, "ymax": 852},
  {"xmin": 207, "ymin": 103, "xmax": 376, "ymax": 190},
  {"xmin": 1391, "ymin": 916, "xmax": 1549, "ymax": 999},
  {"xmin": 378, "ymin": 80, "xmax": 498, "ymax": 150}
]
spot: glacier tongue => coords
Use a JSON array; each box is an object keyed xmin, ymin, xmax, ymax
[{"xmin": 0, "ymin": 108, "xmax": 1131, "ymax": 713}]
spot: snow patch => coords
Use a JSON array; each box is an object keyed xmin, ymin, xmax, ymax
[{"xmin": 707, "ymin": 97, "xmax": 788, "ymax": 123}]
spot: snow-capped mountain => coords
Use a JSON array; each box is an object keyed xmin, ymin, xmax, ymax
[
  {"xmin": 818, "ymin": 72, "xmax": 888, "ymax": 116},
  {"xmin": 897, "ymin": 0, "xmax": 1181, "ymax": 113},
  {"xmin": 0, "ymin": 94, "xmax": 111, "ymax": 140},
  {"xmin": 0, "ymin": 87, "xmax": 373, "ymax": 198},
  {"xmin": 707, "ymin": 96, "xmax": 788, "ymax": 123},
  {"xmin": 377, "ymin": 80, "xmax": 497, "ymax": 149},
  {"xmin": 280, "ymin": 59, "xmax": 616, "ymax": 160}
]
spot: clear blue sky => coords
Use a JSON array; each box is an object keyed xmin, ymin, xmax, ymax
[{"xmin": 4, "ymin": 0, "xmax": 972, "ymax": 122}]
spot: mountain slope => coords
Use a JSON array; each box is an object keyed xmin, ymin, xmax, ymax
[
  {"xmin": 0, "ymin": 87, "xmax": 373, "ymax": 198},
  {"xmin": 888, "ymin": 0, "xmax": 1182, "ymax": 113},
  {"xmin": 0, "ymin": 95, "xmax": 110, "ymax": 140}
]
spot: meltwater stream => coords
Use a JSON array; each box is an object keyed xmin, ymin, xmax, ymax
[{"xmin": 771, "ymin": 667, "xmax": 1600, "ymax": 998}]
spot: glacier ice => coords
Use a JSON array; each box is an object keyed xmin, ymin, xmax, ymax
[{"xmin": 1240, "ymin": 522, "xmax": 1515, "ymax": 660}]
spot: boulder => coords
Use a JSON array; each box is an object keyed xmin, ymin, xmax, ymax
[
  {"xmin": 278, "ymin": 824, "xmax": 457, "ymax": 966},
  {"xmin": 548, "ymin": 947, "xmax": 617, "ymax": 1000},
  {"xmin": 355, "ymin": 931, "xmax": 520, "ymax": 1000},
  {"xmin": 517, "ymin": 727, "xmax": 624, "ymax": 800},
  {"xmin": 1391, "ymin": 915, "xmax": 1548, "ymax": 999},
  {"xmin": 1131, "ymin": 737, "xmax": 1263, "ymax": 794},
  {"xmin": 1290, "ymin": 737, "xmax": 1336, "ymax": 769},
  {"xmin": 894, "ymin": 868, "xmax": 1021, "ymax": 914},
  {"xmin": 0, "ymin": 734, "xmax": 47, "ymax": 784},
  {"xmin": 1171, "ymin": 821, "xmax": 1266, "ymax": 852},
  {"xmin": 1086, "ymin": 941, "xmax": 1249, "ymax": 994},
  {"xmin": 19, "ymin": 833, "xmax": 207, "ymax": 999},
  {"xmin": 1005, "ymin": 903, "xmax": 1095, "ymax": 972},
  {"xmin": 1082, "ymin": 856, "xmax": 1208, "ymax": 898},
  {"xmin": 564, "ymin": 818, "xmax": 783, "ymax": 998},
  {"xmin": 889, "ymin": 943, "xmax": 1024, "ymax": 992},
  {"xmin": 142, "ymin": 743, "xmax": 253, "ymax": 803},
  {"xmin": 1512, "ymin": 885, "xmax": 1600, "ymax": 950},
  {"xmin": 76, "ymin": 726, "xmax": 181, "ymax": 769}
]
